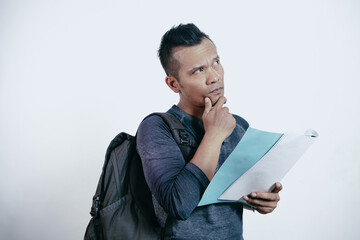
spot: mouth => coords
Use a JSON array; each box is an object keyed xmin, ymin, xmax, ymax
[{"xmin": 209, "ymin": 87, "xmax": 223, "ymax": 95}]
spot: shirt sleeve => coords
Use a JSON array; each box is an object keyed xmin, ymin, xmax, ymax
[{"xmin": 136, "ymin": 115, "xmax": 209, "ymax": 220}]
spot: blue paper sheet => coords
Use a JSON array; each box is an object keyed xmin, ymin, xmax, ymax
[{"xmin": 198, "ymin": 127, "xmax": 283, "ymax": 206}]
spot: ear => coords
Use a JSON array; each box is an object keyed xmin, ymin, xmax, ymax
[{"xmin": 165, "ymin": 76, "xmax": 181, "ymax": 93}]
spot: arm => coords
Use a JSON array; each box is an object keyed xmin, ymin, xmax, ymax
[
  {"xmin": 137, "ymin": 96, "xmax": 236, "ymax": 219},
  {"xmin": 191, "ymin": 96, "xmax": 236, "ymax": 180},
  {"xmin": 137, "ymin": 116, "xmax": 207, "ymax": 220}
]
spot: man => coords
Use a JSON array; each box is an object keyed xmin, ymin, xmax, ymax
[{"xmin": 136, "ymin": 23, "xmax": 282, "ymax": 239}]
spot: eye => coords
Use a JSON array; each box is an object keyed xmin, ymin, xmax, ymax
[
  {"xmin": 194, "ymin": 67, "xmax": 204, "ymax": 74},
  {"xmin": 214, "ymin": 59, "xmax": 220, "ymax": 65}
]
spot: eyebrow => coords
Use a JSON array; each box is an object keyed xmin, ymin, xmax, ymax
[{"xmin": 189, "ymin": 56, "xmax": 220, "ymax": 73}]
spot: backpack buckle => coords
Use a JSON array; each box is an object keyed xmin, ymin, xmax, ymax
[
  {"xmin": 90, "ymin": 196, "xmax": 101, "ymax": 217},
  {"xmin": 179, "ymin": 130, "xmax": 190, "ymax": 145}
]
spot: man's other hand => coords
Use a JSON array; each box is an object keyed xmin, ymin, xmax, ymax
[{"xmin": 243, "ymin": 182, "xmax": 282, "ymax": 214}]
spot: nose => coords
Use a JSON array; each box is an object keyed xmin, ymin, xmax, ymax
[{"xmin": 206, "ymin": 67, "xmax": 221, "ymax": 85}]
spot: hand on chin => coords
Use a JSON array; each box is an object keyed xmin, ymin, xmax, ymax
[{"xmin": 209, "ymin": 94, "xmax": 224, "ymax": 106}]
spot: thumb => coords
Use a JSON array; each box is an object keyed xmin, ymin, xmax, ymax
[
  {"xmin": 203, "ymin": 97, "xmax": 212, "ymax": 116},
  {"xmin": 271, "ymin": 182, "xmax": 283, "ymax": 193}
]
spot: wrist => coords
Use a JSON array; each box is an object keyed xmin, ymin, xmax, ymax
[{"xmin": 203, "ymin": 131, "xmax": 225, "ymax": 146}]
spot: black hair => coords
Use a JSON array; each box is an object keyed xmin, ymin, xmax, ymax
[{"xmin": 158, "ymin": 23, "xmax": 212, "ymax": 79}]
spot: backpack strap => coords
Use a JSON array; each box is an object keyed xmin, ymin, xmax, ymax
[{"xmin": 143, "ymin": 112, "xmax": 198, "ymax": 157}]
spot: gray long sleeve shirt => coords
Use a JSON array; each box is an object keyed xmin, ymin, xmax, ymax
[{"xmin": 136, "ymin": 105, "xmax": 249, "ymax": 239}]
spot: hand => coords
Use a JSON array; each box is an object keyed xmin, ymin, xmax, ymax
[
  {"xmin": 243, "ymin": 182, "xmax": 282, "ymax": 214},
  {"xmin": 202, "ymin": 96, "xmax": 236, "ymax": 143}
]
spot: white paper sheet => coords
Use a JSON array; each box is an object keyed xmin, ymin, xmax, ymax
[{"xmin": 218, "ymin": 130, "xmax": 318, "ymax": 202}]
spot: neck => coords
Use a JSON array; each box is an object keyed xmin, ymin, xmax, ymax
[{"xmin": 177, "ymin": 102, "xmax": 204, "ymax": 120}]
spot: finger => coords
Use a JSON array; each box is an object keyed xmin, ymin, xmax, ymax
[
  {"xmin": 271, "ymin": 182, "xmax": 283, "ymax": 193},
  {"xmin": 203, "ymin": 97, "xmax": 212, "ymax": 115},
  {"xmin": 245, "ymin": 198, "xmax": 278, "ymax": 208},
  {"xmin": 255, "ymin": 206, "xmax": 275, "ymax": 214},
  {"xmin": 243, "ymin": 198, "xmax": 276, "ymax": 214},
  {"xmin": 249, "ymin": 192, "xmax": 280, "ymax": 202},
  {"xmin": 214, "ymin": 96, "xmax": 227, "ymax": 110}
]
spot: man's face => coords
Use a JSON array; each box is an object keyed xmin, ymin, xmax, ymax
[{"xmin": 172, "ymin": 38, "xmax": 224, "ymax": 110}]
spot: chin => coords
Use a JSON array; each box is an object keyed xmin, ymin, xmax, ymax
[{"xmin": 210, "ymin": 95, "xmax": 223, "ymax": 106}]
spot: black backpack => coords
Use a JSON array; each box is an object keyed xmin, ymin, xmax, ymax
[{"xmin": 84, "ymin": 112, "xmax": 196, "ymax": 240}]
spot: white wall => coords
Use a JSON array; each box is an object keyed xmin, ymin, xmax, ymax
[{"xmin": 1, "ymin": 0, "xmax": 359, "ymax": 239}]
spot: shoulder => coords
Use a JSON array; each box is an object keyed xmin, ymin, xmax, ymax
[
  {"xmin": 137, "ymin": 114, "xmax": 174, "ymax": 143},
  {"xmin": 232, "ymin": 114, "xmax": 249, "ymax": 132},
  {"xmin": 136, "ymin": 114, "xmax": 182, "ymax": 161},
  {"xmin": 138, "ymin": 115, "xmax": 170, "ymax": 132},
  {"xmin": 225, "ymin": 114, "xmax": 249, "ymax": 147}
]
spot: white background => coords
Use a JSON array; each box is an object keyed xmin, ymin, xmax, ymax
[{"xmin": 1, "ymin": 0, "xmax": 359, "ymax": 239}]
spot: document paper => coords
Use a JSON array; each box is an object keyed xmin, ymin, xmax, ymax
[{"xmin": 198, "ymin": 127, "xmax": 317, "ymax": 207}]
